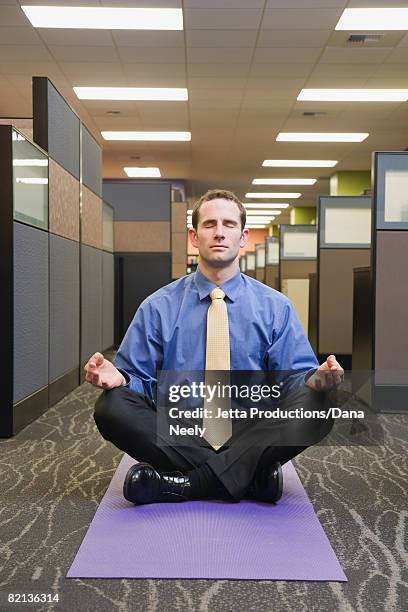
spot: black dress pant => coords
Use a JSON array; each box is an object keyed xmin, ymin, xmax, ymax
[{"xmin": 94, "ymin": 385, "xmax": 334, "ymax": 501}]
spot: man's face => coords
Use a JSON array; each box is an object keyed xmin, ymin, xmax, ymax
[{"xmin": 188, "ymin": 198, "xmax": 249, "ymax": 268}]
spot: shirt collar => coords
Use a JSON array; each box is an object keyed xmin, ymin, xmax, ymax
[{"xmin": 194, "ymin": 266, "xmax": 243, "ymax": 303}]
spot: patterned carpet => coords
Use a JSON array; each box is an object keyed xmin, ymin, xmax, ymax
[{"xmin": 0, "ymin": 373, "xmax": 407, "ymax": 612}]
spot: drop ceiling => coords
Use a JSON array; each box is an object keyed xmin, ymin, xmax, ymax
[{"xmin": 1, "ymin": 0, "xmax": 408, "ymax": 224}]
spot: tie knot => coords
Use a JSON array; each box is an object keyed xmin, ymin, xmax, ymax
[{"xmin": 210, "ymin": 287, "xmax": 225, "ymax": 301}]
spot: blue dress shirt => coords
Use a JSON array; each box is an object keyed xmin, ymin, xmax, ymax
[{"xmin": 114, "ymin": 267, "xmax": 319, "ymax": 401}]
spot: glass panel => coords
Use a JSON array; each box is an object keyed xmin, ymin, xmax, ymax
[
  {"xmin": 266, "ymin": 239, "xmax": 279, "ymax": 264},
  {"xmin": 255, "ymin": 244, "xmax": 265, "ymax": 267},
  {"xmin": 12, "ymin": 129, "xmax": 48, "ymax": 230},
  {"xmin": 246, "ymin": 252, "xmax": 255, "ymax": 270},
  {"xmin": 325, "ymin": 207, "xmax": 371, "ymax": 244},
  {"xmin": 283, "ymin": 231, "xmax": 316, "ymax": 258},
  {"xmin": 384, "ymin": 170, "xmax": 408, "ymax": 222},
  {"xmin": 103, "ymin": 202, "xmax": 114, "ymax": 252}
]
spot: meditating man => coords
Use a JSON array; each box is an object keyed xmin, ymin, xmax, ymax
[{"xmin": 85, "ymin": 189, "xmax": 343, "ymax": 506}]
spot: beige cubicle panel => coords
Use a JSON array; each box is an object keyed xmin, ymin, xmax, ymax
[
  {"xmin": 279, "ymin": 225, "xmax": 317, "ymax": 330},
  {"xmin": 245, "ymin": 251, "xmax": 255, "ymax": 278},
  {"xmin": 281, "ymin": 278, "xmax": 310, "ymax": 335},
  {"xmin": 317, "ymin": 196, "xmax": 371, "ymax": 368},
  {"xmin": 265, "ymin": 236, "xmax": 279, "ymax": 290}
]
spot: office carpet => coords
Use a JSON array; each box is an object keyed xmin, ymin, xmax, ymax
[{"xmin": 0, "ymin": 369, "xmax": 407, "ymax": 611}]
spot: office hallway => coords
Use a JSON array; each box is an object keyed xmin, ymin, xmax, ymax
[{"xmin": 0, "ymin": 374, "xmax": 406, "ymax": 612}]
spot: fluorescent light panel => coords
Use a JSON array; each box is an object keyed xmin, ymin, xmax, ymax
[
  {"xmin": 246, "ymin": 210, "xmax": 282, "ymax": 216},
  {"xmin": 102, "ymin": 131, "xmax": 191, "ymax": 141},
  {"xmin": 277, "ymin": 132, "xmax": 368, "ymax": 142},
  {"xmin": 336, "ymin": 8, "xmax": 408, "ymax": 30},
  {"xmin": 16, "ymin": 177, "xmax": 48, "ymax": 184},
  {"xmin": 74, "ymin": 87, "xmax": 188, "ymax": 101},
  {"xmin": 244, "ymin": 203, "xmax": 289, "ymax": 209},
  {"xmin": 13, "ymin": 159, "xmax": 48, "ymax": 166},
  {"xmin": 246, "ymin": 224, "xmax": 267, "ymax": 228},
  {"xmin": 246, "ymin": 192, "xmax": 301, "ymax": 199},
  {"xmin": 21, "ymin": 6, "xmax": 183, "ymax": 30},
  {"xmin": 252, "ymin": 178, "xmax": 316, "ymax": 185},
  {"xmin": 262, "ymin": 160, "xmax": 337, "ymax": 168},
  {"xmin": 124, "ymin": 167, "xmax": 161, "ymax": 178},
  {"xmin": 298, "ymin": 89, "xmax": 408, "ymax": 102}
]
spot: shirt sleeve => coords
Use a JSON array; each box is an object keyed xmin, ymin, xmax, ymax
[
  {"xmin": 266, "ymin": 300, "xmax": 319, "ymax": 392},
  {"xmin": 113, "ymin": 298, "xmax": 163, "ymax": 400}
]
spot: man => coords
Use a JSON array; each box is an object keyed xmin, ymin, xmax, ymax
[{"xmin": 86, "ymin": 190, "xmax": 343, "ymax": 506}]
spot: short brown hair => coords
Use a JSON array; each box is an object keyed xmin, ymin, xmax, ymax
[{"xmin": 192, "ymin": 189, "xmax": 246, "ymax": 230}]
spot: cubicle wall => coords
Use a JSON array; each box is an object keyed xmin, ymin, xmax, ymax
[
  {"xmin": 0, "ymin": 78, "xmax": 114, "ymax": 436},
  {"xmin": 102, "ymin": 181, "xmax": 172, "ymax": 344},
  {"xmin": 354, "ymin": 152, "xmax": 408, "ymax": 412},
  {"xmin": 245, "ymin": 252, "xmax": 256, "ymax": 278},
  {"xmin": 264, "ymin": 236, "xmax": 279, "ymax": 290},
  {"xmin": 279, "ymin": 225, "xmax": 317, "ymax": 335},
  {"xmin": 255, "ymin": 243, "xmax": 265, "ymax": 283},
  {"xmin": 317, "ymin": 196, "xmax": 371, "ymax": 368}
]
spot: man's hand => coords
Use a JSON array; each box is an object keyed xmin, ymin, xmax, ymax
[
  {"xmin": 84, "ymin": 352, "xmax": 127, "ymax": 390},
  {"xmin": 306, "ymin": 354, "xmax": 344, "ymax": 392}
]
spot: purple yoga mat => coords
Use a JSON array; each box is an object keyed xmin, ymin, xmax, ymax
[{"xmin": 67, "ymin": 454, "xmax": 347, "ymax": 581}]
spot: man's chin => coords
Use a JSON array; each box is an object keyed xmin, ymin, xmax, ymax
[{"xmin": 201, "ymin": 253, "xmax": 237, "ymax": 268}]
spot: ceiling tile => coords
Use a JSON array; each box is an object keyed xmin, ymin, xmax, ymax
[
  {"xmin": 185, "ymin": 9, "xmax": 263, "ymax": 29},
  {"xmin": 311, "ymin": 63, "xmax": 379, "ymax": 77},
  {"xmin": 0, "ymin": 26, "xmax": 42, "ymax": 45},
  {"xmin": 187, "ymin": 63, "xmax": 249, "ymax": 77},
  {"xmin": 99, "ymin": 0, "xmax": 181, "ymax": 5},
  {"xmin": 0, "ymin": 61, "xmax": 62, "ymax": 76},
  {"xmin": 261, "ymin": 9, "xmax": 343, "ymax": 29},
  {"xmin": 122, "ymin": 63, "xmax": 186, "ymax": 79},
  {"xmin": 118, "ymin": 47, "xmax": 185, "ymax": 63},
  {"xmin": 186, "ymin": 29, "xmax": 257, "ymax": 47},
  {"xmin": 187, "ymin": 47, "xmax": 252, "ymax": 63},
  {"xmin": 0, "ymin": 6, "xmax": 31, "ymax": 26},
  {"xmin": 60, "ymin": 62, "xmax": 126, "ymax": 83},
  {"xmin": 112, "ymin": 31, "xmax": 184, "ymax": 47},
  {"xmin": 373, "ymin": 64, "xmax": 408, "ymax": 78},
  {"xmin": 0, "ymin": 45, "xmax": 53, "ymax": 61},
  {"xmin": 188, "ymin": 76, "xmax": 247, "ymax": 89},
  {"xmin": 253, "ymin": 47, "xmax": 322, "ymax": 63},
  {"xmin": 38, "ymin": 29, "xmax": 114, "ymax": 46},
  {"xmin": 258, "ymin": 29, "xmax": 331, "ymax": 47},
  {"xmin": 384, "ymin": 48, "xmax": 408, "ymax": 63},
  {"xmin": 250, "ymin": 63, "xmax": 312, "ymax": 77},
  {"xmin": 266, "ymin": 0, "xmax": 346, "ymax": 6},
  {"xmin": 185, "ymin": 1, "xmax": 264, "ymax": 7},
  {"xmin": 50, "ymin": 46, "xmax": 120, "ymax": 63},
  {"xmin": 319, "ymin": 46, "xmax": 393, "ymax": 64}
]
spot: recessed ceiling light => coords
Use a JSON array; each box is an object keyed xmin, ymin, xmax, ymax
[
  {"xmin": 244, "ymin": 203, "xmax": 289, "ymax": 208},
  {"xmin": 252, "ymin": 178, "xmax": 316, "ymax": 185},
  {"xmin": 246, "ymin": 210, "xmax": 282, "ymax": 216},
  {"xmin": 102, "ymin": 131, "xmax": 191, "ymax": 141},
  {"xmin": 277, "ymin": 132, "xmax": 368, "ymax": 142},
  {"xmin": 74, "ymin": 87, "xmax": 188, "ymax": 101},
  {"xmin": 262, "ymin": 160, "xmax": 337, "ymax": 168},
  {"xmin": 245, "ymin": 192, "xmax": 301, "ymax": 199},
  {"xmin": 124, "ymin": 167, "xmax": 161, "ymax": 178},
  {"xmin": 21, "ymin": 6, "xmax": 183, "ymax": 29},
  {"xmin": 336, "ymin": 8, "xmax": 408, "ymax": 31},
  {"xmin": 298, "ymin": 89, "xmax": 408, "ymax": 102}
]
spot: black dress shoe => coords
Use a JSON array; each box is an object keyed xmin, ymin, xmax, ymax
[
  {"xmin": 246, "ymin": 462, "xmax": 283, "ymax": 503},
  {"xmin": 123, "ymin": 462, "xmax": 192, "ymax": 505}
]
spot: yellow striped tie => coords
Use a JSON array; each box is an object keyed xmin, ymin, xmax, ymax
[{"xmin": 203, "ymin": 287, "xmax": 232, "ymax": 450}]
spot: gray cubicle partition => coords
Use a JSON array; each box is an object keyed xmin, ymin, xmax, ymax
[
  {"xmin": 353, "ymin": 152, "xmax": 408, "ymax": 412},
  {"xmin": 308, "ymin": 272, "xmax": 317, "ymax": 353},
  {"xmin": 317, "ymin": 196, "xmax": 371, "ymax": 369},
  {"xmin": 245, "ymin": 251, "xmax": 256, "ymax": 278},
  {"xmin": 255, "ymin": 243, "xmax": 265, "ymax": 283},
  {"xmin": 265, "ymin": 236, "xmax": 279, "ymax": 289},
  {"xmin": 279, "ymin": 224, "xmax": 317, "ymax": 335}
]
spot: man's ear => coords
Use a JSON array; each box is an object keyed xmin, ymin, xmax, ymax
[
  {"xmin": 188, "ymin": 227, "xmax": 199, "ymax": 248},
  {"xmin": 240, "ymin": 228, "xmax": 249, "ymax": 248}
]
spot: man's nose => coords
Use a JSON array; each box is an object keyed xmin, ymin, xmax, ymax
[{"xmin": 214, "ymin": 221, "xmax": 225, "ymax": 237}]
